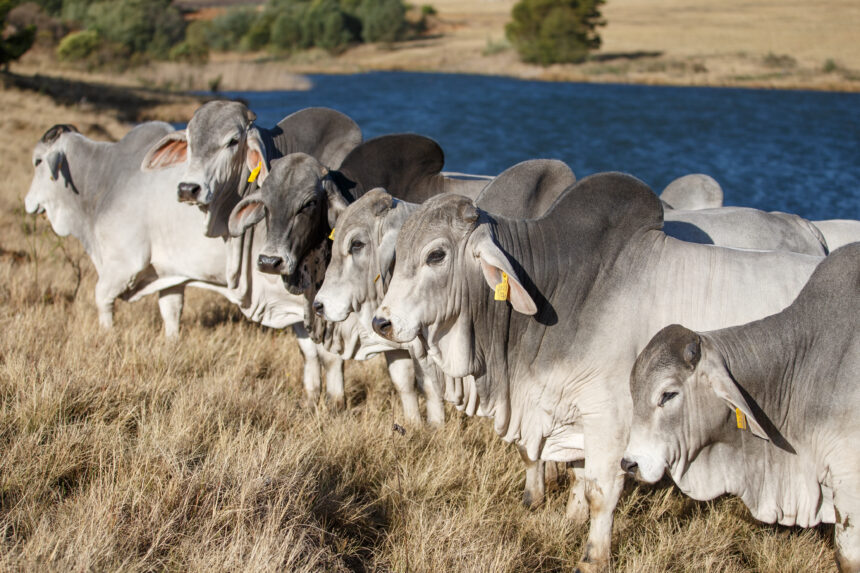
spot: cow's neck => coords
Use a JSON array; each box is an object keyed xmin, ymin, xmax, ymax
[
  {"xmin": 675, "ymin": 394, "xmax": 833, "ymax": 527},
  {"xmin": 63, "ymin": 136, "xmax": 114, "ymax": 256},
  {"xmin": 463, "ymin": 213, "xmax": 624, "ymax": 442}
]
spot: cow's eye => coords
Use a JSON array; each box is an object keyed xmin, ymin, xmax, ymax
[
  {"xmin": 349, "ymin": 239, "xmax": 364, "ymax": 255},
  {"xmin": 658, "ymin": 391, "xmax": 678, "ymax": 407},
  {"xmin": 300, "ymin": 199, "xmax": 317, "ymax": 213},
  {"xmin": 227, "ymin": 137, "xmax": 239, "ymax": 148},
  {"xmin": 34, "ymin": 158, "xmax": 42, "ymax": 167},
  {"xmin": 426, "ymin": 249, "xmax": 445, "ymax": 265}
]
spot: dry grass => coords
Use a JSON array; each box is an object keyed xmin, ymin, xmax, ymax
[{"xmin": 0, "ymin": 84, "xmax": 839, "ymax": 571}]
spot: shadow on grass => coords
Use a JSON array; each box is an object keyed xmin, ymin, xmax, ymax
[
  {"xmin": 590, "ymin": 51, "xmax": 663, "ymax": 63},
  {"xmin": 1, "ymin": 70, "xmax": 208, "ymax": 123}
]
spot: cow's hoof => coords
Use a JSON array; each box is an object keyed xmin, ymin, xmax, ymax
[
  {"xmin": 573, "ymin": 560, "xmax": 609, "ymax": 573},
  {"xmin": 522, "ymin": 489, "xmax": 544, "ymax": 509}
]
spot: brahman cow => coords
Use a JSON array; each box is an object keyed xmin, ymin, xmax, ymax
[
  {"xmin": 371, "ymin": 173, "xmax": 822, "ymax": 572},
  {"xmin": 622, "ymin": 242, "xmax": 859, "ymax": 572},
  {"xmin": 25, "ymin": 123, "xmax": 230, "ymax": 337},
  {"xmin": 314, "ymin": 158, "xmax": 577, "ymax": 500},
  {"xmin": 227, "ymin": 134, "xmax": 492, "ymax": 423},
  {"xmin": 142, "ymin": 101, "xmax": 362, "ymax": 406},
  {"xmin": 658, "ymin": 173, "xmax": 723, "ymax": 210}
]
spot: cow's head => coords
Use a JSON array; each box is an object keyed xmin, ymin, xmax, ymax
[
  {"xmin": 371, "ymin": 194, "xmax": 537, "ymax": 378},
  {"xmin": 228, "ymin": 153, "xmax": 346, "ymax": 293},
  {"xmin": 25, "ymin": 124, "xmax": 84, "ymax": 237},
  {"xmin": 143, "ymin": 100, "xmax": 267, "ymax": 236},
  {"xmin": 314, "ymin": 188, "xmax": 414, "ymax": 324},
  {"xmin": 621, "ymin": 324, "xmax": 769, "ymax": 484}
]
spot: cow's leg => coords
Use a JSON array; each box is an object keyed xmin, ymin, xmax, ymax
[
  {"xmin": 833, "ymin": 486, "xmax": 860, "ymax": 572},
  {"xmin": 320, "ymin": 348, "xmax": 345, "ymax": 410},
  {"xmin": 565, "ymin": 460, "xmax": 589, "ymax": 525},
  {"xmin": 385, "ymin": 350, "xmax": 421, "ymax": 424},
  {"xmin": 157, "ymin": 285, "xmax": 185, "ymax": 338},
  {"xmin": 94, "ymin": 278, "xmax": 123, "ymax": 329},
  {"xmin": 413, "ymin": 356, "xmax": 444, "ymax": 426},
  {"xmin": 574, "ymin": 420, "xmax": 626, "ymax": 573},
  {"xmin": 293, "ymin": 324, "xmax": 322, "ymax": 406},
  {"xmin": 519, "ymin": 445, "xmax": 545, "ymax": 509}
]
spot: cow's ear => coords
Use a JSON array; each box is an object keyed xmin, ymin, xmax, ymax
[
  {"xmin": 472, "ymin": 226, "xmax": 537, "ymax": 315},
  {"xmin": 707, "ymin": 356, "xmax": 768, "ymax": 440},
  {"xmin": 142, "ymin": 131, "xmax": 187, "ymax": 170},
  {"xmin": 46, "ymin": 150, "xmax": 65, "ymax": 182},
  {"xmin": 322, "ymin": 171, "xmax": 348, "ymax": 228},
  {"xmin": 245, "ymin": 128, "xmax": 269, "ymax": 185},
  {"xmin": 228, "ymin": 191, "xmax": 266, "ymax": 237}
]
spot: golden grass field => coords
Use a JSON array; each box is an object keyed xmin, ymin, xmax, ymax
[{"xmin": 0, "ymin": 78, "xmax": 845, "ymax": 571}]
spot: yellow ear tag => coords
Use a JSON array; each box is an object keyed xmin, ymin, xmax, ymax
[
  {"xmin": 248, "ymin": 160, "xmax": 262, "ymax": 183},
  {"xmin": 328, "ymin": 228, "xmax": 335, "ymax": 240},
  {"xmin": 494, "ymin": 272, "xmax": 510, "ymax": 301},
  {"xmin": 735, "ymin": 408, "xmax": 747, "ymax": 430},
  {"xmin": 374, "ymin": 273, "xmax": 381, "ymax": 283}
]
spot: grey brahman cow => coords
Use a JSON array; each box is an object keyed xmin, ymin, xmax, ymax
[
  {"xmin": 25, "ymin": 123, "xmax": 231, "ymax": 337},
  {"xmin": 658, "ymin": 173, "xmax": 723, "ymax": 210},
  {"xmin": 659, "ymin": 173, "xmax": 860, "ymax": 254},
  {"xmin": 142, "ymin": 101, "xmax": 362, "ymax": 406},
  {"xmin": 622, "ymin": 242, "xmax": 859, "ymax": 572},
  {"xmin": 370, "ymin": 173, "xmax": 822, "ymax": 572},
  {"xmin": 227, "ymin": 134, "xmax": 492, "ymax": 423},
  {"xmin": 314, "ymin": 158, "xmax": 576, "ymax": 502}
]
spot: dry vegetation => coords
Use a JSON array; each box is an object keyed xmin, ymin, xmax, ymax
[
  {"xmin": 0, "ymin": 84, "xmax": 840, "ymax": 571},
  {"xmin": 9, "ymin": 0, "xmax": 860, "ymax": 92}
]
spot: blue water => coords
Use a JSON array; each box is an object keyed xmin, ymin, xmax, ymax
[{"xmin": 224, "ymin": 72, "xmax": 860, "ymax": 220}]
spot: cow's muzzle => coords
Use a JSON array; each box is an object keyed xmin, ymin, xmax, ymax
[
  {"xmin": 372, "ymin": 315, "xmax": 393, "ymax": 338},
  {"xmin": 257, "ymin": 254, "xmax": 284, "ymax": 274},
  {"xmin": 177, "ymin": 182, "xmax": 201, "ymax": 203},
  {"xmin": 312, "ymin": 300, "xmax": 325, "ymax": 317},
  {"xmin": 620, "ymin": 457, "xmax": 638, "ymax": 477}
]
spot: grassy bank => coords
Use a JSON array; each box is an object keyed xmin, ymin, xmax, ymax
[{"xmin": 0, "ymin": 83, "xmax": 840, "ymax": 571}]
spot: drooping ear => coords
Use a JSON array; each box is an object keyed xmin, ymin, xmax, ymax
[
  {"xmin": 375, "ymin": 203, "xmax": 402, "ymax": 290},
  {"xmin": 706, "ymin": 352, "xmax": 768, "ymax": 440},
  {"xmin": 228, "ymin": 191, "xmax": 266, "ymax": 237},
  {"xmin": 322, "ymin": 171, "xmax": 349, "ymax": 229},
  {"xmin": 245, "ymin": 127, "xmax": 269, "ymax": 185},
  {"xmin": 46, "ymin": 149, "xmax": 65, "ymax": 182},
  {"xmin": 470, "ymin": 225, "xmax": 537, "ymax": 315},
  {"xmin": 142, "ymin": 131, "xmax": 188, "ymax": 171}
]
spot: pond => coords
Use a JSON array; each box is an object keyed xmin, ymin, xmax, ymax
[{"xmin": 225, "ymin": 72, "xmax": 860, "ymax": 220}]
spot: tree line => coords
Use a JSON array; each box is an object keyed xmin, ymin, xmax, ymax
[{"xmin": 1, "ymin": 0, "xmax": 605, "ymax": 70}]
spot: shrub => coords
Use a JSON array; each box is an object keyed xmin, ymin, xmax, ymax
[
  {"xmin": 1, "ymin": 0, "xmax": 36, "ymax": 68},
  {"xmin": 208, "ymin": 6, "xmax": 257, "ymax": 51},
  {"xmin": 242, "ymin": 15, "xmax": 272, "ymax": 51},
  {"xmin": 270, "ymin": 4, "xmax": 309, "ymax": 52},
  {"xmin": 55, "ymin": 28, "xmax": 98, "ymax": 60},
  {"xmin": 506, "ymin": 0, "xmax": 605, "ymax": 65},
  {"xmin": 59, "ymin": 0, "xmax": 96, "ymax": 24},
  {"xmin": 421, "ymin": 4, "xmax": 436, "ymax": 16},
  {"xmin": 169, "ymin": 40, "xmax": 208, "ymax": 64},
  {"xmin": 358, "ymin": 0, "xmax": 406, "ymax": 43},
  {"xmin": 80, "ymin": 0, "xmax": 184, "ymax": 59},
  {"xmin": 302, "ymin": 0, "xmax": 357, "ymax": 52}
]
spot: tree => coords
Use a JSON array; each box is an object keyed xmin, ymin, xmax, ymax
[
  {"xmin": 1, "ymin": 0, "xmax": 36, "ymax": 69},
  {"xmin": 506, "ymin": 0, "xmax": 605, "ymax": 65}
]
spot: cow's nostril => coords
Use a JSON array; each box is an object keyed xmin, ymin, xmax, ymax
[
  {"xmin": 312, "ymin": 300, "xmax": 325, "ymax": 317},
  {"xmin": 372, "ymin": 316, "xmax": 393, "ymax": 338},
  {"xmin": 620, "ymin": 458, "xmax": 639, "ymax": 475},
  {"xmin": 257, "ymin": 254, "xmax": 284, "ymax": 273},
  {"xmin": 177, "ymin": 182, "xmax": 201, "ymax": 202}
]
